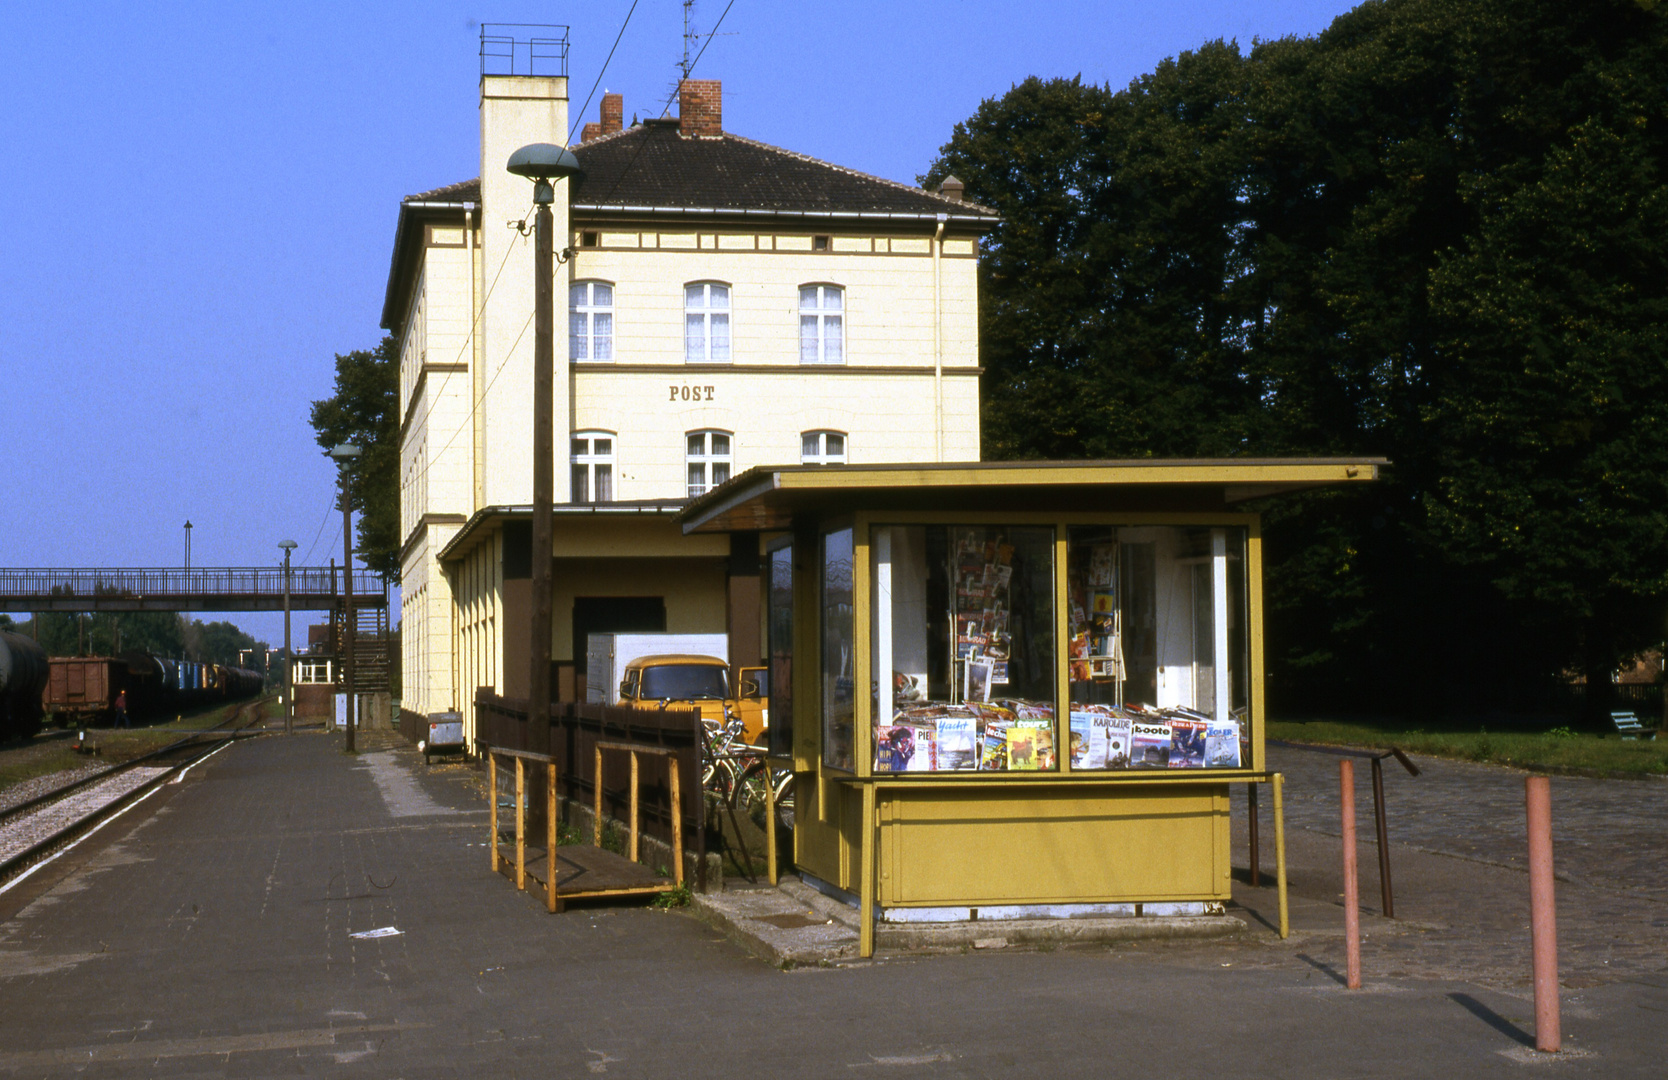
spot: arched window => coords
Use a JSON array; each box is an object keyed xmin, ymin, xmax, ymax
[
  {"xmin": 686, "ymin": 430, "xmax": 732, "ymax": 497},
  {"xmin": 571, "ymin": 430, "xmax": 614, "ymax": 503},
  {"xmin": 801, "ymin": 430, "xmax": 847, "ymax": 466},
  {"xmin": 570, "ymin": 281, "xmax": 614, "ymax": 361},
  {"xmin": 799, "ymin": 284, "xmax": 844, "ymax": 364},
  {"xmin": 685, "ymin": 282, "xmax": 731, "ymax": 363}
]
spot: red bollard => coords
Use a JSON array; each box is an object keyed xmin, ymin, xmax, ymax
[
  {"xmin": 1341, "ymin": 759, "xmax": 1361, "ymax": 989},
  {"xmin": 1525, "ymin": 776, "xmax": 1560, "ymax": 1052}
]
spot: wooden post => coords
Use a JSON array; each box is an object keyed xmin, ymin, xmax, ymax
[
  {"xmin": 1248, "ymin": 782, "xmax": 1261, "ymax": 888},
  {"xmin": 488, "ymin": 751, "xmax": 499, "ymax": 873},
  {"xmin": 669, "ymin": 756, "xmax": 685, "ymax": 886},
  {"xmin": 593, "ymin": 744, "xmax": 605, "ymax": 847},
  {"xmin": 1341, "ymin": 759, "xmax": 1362, "ymax": 990},
  {"xmin": 629, "ymin": 750, "xmax": 640, "ymax": 863},
  {"xmin": 515, "ymin": 756, "xmax": 526, "ymax": 891},
  {"xmin": 859, "ymin": 782, "xmax": 877, "ymax": 958},
  {"xmin": 765, "ymin": 763, "xmax": 779, "ymax": 886},
  {"xmin": 547, "ymin": 761, "xmax": 559, "ymax": 913},
  {"xmin": 1526, "ymin": 776, "xmax": 1561, "ymax": 1052},
  {"xmin": 1273, "ymin": 772, "xmax": 1289, "ymax": 940}
]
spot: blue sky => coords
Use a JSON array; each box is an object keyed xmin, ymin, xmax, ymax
[{"xmin": 0, "ymin": 0, "xmax": 1355, "ymax": 646}]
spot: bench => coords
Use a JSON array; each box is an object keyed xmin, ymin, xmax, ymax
[{"xmin": 1611, "ymin": 711, "xmax": 1655, "ymax": 741}]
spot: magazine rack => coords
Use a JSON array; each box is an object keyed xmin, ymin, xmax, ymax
[{"xmin": 679, "ymin": 459, "xmax": 1382, "ymax": 956}]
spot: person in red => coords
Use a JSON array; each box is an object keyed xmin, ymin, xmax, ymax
[{"xmin": 114, "ymin": 689, "xmax": 129, "ymax": 728}]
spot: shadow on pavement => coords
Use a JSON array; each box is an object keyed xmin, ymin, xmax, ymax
[
  {"xmin": 1297, "ymin": 953, "xmax": 1349, "ymax": 986},
  {"xmin": 1448, "ymin": 993, "xmax": 1534, "ymax": 1046}
]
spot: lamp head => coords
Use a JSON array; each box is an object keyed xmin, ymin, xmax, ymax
[
  {"xmin": 507, "ymin": 143, "xmax": 581, "ymax": 206},
  {"xmin": 327, "ymin": 443, "xmax": 362, "ymax": 461},
  {"xmin": 278, "ymin": 540, "xmax": 298, "ymax": 550}
]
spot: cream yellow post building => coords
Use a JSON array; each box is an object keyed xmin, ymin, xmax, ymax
[{"xmin": 384, "ymin": 50, "xmax": 996, "ymax": 740}]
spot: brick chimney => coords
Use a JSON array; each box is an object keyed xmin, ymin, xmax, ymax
[
  {"xmin": 601, "ymin": 92, "xmax": 623, "ymax": 134},
  {"xmin": 580, "ymin": 122, "xmax": 602, "ymax": 143},
  {"xmin": 678, "ymin": 79, "xmax": 721, "ymax": 137}
]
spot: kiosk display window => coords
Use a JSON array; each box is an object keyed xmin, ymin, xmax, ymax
[
  {"xmin": 1066, "ymin": 525, "xmax": 1249, "ymax": 770},
  {"xmin": 822, "ymin": 528, "xmax": 855, "ymax": 770},
  {"xmin": 870, "ymin": 525, "xmax": 1056, "ymax": 772},
  {"xmin": 768, "ymin": 543, "xmax": 794, "ymax": 761}
]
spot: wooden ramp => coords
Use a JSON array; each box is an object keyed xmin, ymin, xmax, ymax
[
  {"xmin": 486, "ymin": 741, "xmax": 685, "ymax": 913},
  {"xmin": 496, "ymin": 839, "xmax": 674, "ymax": 901}
]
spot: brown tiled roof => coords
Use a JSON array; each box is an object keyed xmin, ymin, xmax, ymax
[
  {"xmin": 404, "ymin": 178, "xmax": 480, "ymax": 203},
  {"xmin": 398, "ymin": 122, "xmax": 995, "ymax": 220},
  {"xmin": 569, "ymin": 121, "xmax": 996, "ymax": 219}
]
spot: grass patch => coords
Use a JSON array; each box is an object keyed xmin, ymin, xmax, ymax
[
  {"xmin": 652, "ymin": 881, "xmax": 692, "ymax": 908},
  {"xmin": 0, "ymin": 700, "xmax": 253, "ymax": 792},
  {"xmin": 1268, "ymin": 718, "xmax": 1668, "ymax": 777}
]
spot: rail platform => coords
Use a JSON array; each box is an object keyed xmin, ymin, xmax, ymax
[{"xmin": 0, "ymin": 732, "xmax": 1663, "ymax": 1077}]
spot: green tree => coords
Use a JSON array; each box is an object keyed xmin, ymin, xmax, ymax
[
  {"xmin": 924, "ymin": 0, "xmax": 1668, "ymax": 714},
  {"xmin": 310, "ymin": 336, "xmax": 400, "ymax": 581},
  {"xmin": 1425, "ymin": 117, "xmax": 1668, "ymax": 705}
]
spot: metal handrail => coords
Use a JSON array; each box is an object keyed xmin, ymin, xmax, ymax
[{"xmin": 0, "ymin": 567, "xmax": 385, "ymax": 601}]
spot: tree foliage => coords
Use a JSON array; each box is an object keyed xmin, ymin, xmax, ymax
[
  {"xmin": 9, "ymin": 612, "xmax": 267, "ymax": 668},
  {"xmin": 309, "ymin": 336, "xmax": 400, "ymax": 581},
  {"xmin": 925, "ymin": 0, "xmax": 1668, "ymax": 714}
]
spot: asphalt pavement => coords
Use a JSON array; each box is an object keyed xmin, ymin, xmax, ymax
[{"xmin": 0, "ymin": 729, "xmax": 1660, "ymax": 1078}]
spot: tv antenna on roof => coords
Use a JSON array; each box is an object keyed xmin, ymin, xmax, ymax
[{"xmin": 679, "ymin": 0, "xmax": 737, "ymax": 80}]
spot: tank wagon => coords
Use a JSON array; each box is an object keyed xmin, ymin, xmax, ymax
[{"xmin": 0, "ymin": 631, "xmax": 50, "ymax": 741}]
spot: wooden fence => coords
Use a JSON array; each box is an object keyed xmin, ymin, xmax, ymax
[{"xmin": 474, "ymin": 691, "xmax": 705, "ymax": 871}]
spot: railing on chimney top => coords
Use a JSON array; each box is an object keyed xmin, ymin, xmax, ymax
[{"xmin": 480, "ymin": 24, "xmax": 569, "ymax": 78}]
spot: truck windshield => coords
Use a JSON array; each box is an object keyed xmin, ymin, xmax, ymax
[{"xmin": 639, "ymin": 665, "xmax": 729, "ymax": 701}]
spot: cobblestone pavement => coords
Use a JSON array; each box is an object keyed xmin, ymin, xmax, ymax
[
  {"xmin": 1260, "ymin": 744, "xmax": 1668, "ymax": 902},
  {"xmin": 0, "ymin": 732, "xmax": 1660, "ymax": 1077},
  {"xmin": 1221, "ymin": 745, "xmax": 1668, "ymax": 992}
]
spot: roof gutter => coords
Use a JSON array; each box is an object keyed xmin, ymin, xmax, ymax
[
  {"xmin": 381, "ymin": 200, "xmax": 479, "ymax": 333},
  {"xmin": 572, "ymin": 204, "xmax": 995, "ymax": 224}
]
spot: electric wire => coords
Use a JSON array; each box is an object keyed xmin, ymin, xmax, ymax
[
  {"xmin": 565, "ymin": 0, "xmax": 641, "ymax": 148},
  {"xmin": 398, "ymin": 3, "xmax": 733, "ymax": 548},
  {"xmin": 592, "ymin": 0, "xmax": 737, "ymax": 208}
]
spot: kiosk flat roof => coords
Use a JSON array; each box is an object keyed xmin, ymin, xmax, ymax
[{"xmin": 678, "ymin": 458, "xmax": 1387, "ymax": 534}]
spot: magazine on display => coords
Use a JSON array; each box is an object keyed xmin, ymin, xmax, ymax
[
  {"xmin": 1129, "ymin": 720, "xmax": 1173, "ymax": 768},
  {"xmin": 936, "ymin": 712, "xmax": 978, "ymax": 770},
  {"xmin": 1169, "ymin": 716, "xmax": 1207, "ymax": 768},
  {"xmin": 1205, "ymin": 718, "xmax": 1242, "ymax": 767}
]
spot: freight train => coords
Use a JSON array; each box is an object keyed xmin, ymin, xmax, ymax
[
  {"xmin": 11, "ymin": 649, "xmax": 264, "ymax": 736},
  {"xmin": 0, "ymin": 631, "xmax": 50, "ymax": 743}
]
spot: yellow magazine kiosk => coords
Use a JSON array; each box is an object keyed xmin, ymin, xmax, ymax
[{"xmin": 679, "ymin": 459, "xmax": 1382, "ymax": 955}]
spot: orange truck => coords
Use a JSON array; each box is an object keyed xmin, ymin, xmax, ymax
[{"xmin": 616, "ymin": 654, "xmax": 768, "ymax": 745}]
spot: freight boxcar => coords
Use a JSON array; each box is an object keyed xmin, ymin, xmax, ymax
[{"xmin": 45, "ymin": 656, "xmax": 127, "ymax": 725}]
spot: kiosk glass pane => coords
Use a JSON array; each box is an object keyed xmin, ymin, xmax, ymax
[
  {"xmin": 870, "ymin": 525, "xmax": 1056, "ymax": 772},
  {"xmin": 768, "ymin": 545, "xmax": 794, "ymax": 760},
  {"xmin": 821, "ymin": 528, "xmax": 855, "ymax": 770},
  {"xmin": 1066, "ymin": 526, "xmax": 1249, "ymax": 770}
]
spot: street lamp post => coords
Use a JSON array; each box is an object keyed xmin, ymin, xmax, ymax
[
  {"xmin": 279, "ymin": 539, "xmax": 298, "ymax": 735},
  {"xmin": 507, "ymin": 142, "xmax": 581, "ymax": 740},
  {"xmin": 184, "ymin": 520, "xmax": 193, "ymax": 571},
  {"xmin": 328, "ymin": 443, "xmax": 362, "ymax": 752}
]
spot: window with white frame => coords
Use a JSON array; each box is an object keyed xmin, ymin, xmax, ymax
[
  {"xmin": 570, "ymin": 281, "xmax": 613, "ymax": 361},
  {"xmin": 571, "ymin": 431, "xmax": 615, "ymax": 503},
  {"xmin": 799, "ymin": 284, "xmax": 844, "ymax": 364},
  {"xmin": 801, "ymin": 430, "xmax": 847, "ymax": 465},
  {"xmin": 686, "ymin": 430, "xmax": 732, "ymax": 496},
  {"xmin": 685, "ymin": 282, "xmax": 731, "ymax": 363},
  {"xmin": 295, "ymin": 658, "xmax": 335, "ymax": 685}
]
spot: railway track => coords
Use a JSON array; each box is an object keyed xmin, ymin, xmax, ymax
[{"xmin": 0, "ymin": 697, "xmax": 273, "ymax": 889}]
